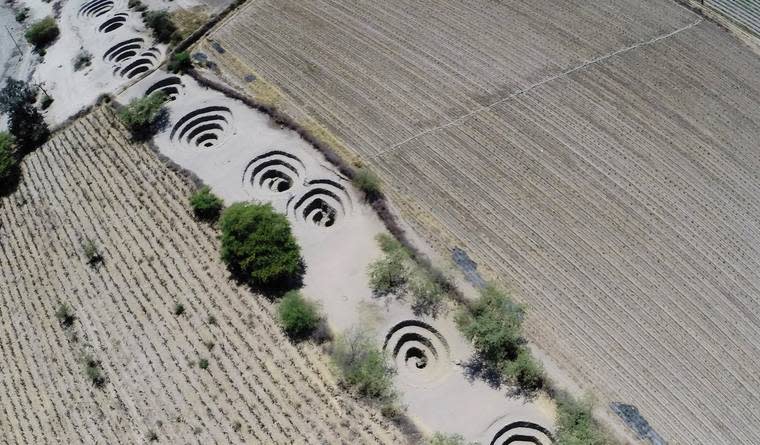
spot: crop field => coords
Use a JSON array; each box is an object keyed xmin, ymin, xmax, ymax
[
  {"xmin": 205, "ymin": 1, "xmax": 760, "ymax": 443},
  {"xmin": 0, "ymin": 107, "xmax": 403, "ymax": 444}
]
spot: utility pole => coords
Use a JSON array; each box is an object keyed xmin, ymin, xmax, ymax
[{"xmin": 4, "ymin": 25, "xmax": 22, "ymax": 54}]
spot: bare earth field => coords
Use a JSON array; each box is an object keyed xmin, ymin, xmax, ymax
[
  {"xmin": 204, "ymin": 1, "xmax": 760, "ymax": 443},
  {"xmin": 0, "ymin": 107, "xmax": 403, "ymax": 444}
]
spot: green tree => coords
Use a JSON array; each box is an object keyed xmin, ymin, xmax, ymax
[
  {"xmin": 168, "ymin": 51, "xmax": 192, "ymax": 73},
  {"xmin": 0, "ymin": 80, "xmax": 49, "ymax": 151},
  {"xmin": 118, "ymin": 92, "xmax": 167, "ymax": 140},
  {"xmin": 457, "ymin": 284, "xmax": 525, "ymax": 365},
  {"xmin": 219, "ymin": 202, "xmax": 302, "ymax": 288},
  {"xmin": 189, "ymin": 186, "xmax": 223, "ymax": 221},
  {"xmin": 25, "ymin": 17, "xmax": 59, "ymax": 51},
  {"xmin": 278, "ymin": 291, "xmax": 320, "ymax": 339}
]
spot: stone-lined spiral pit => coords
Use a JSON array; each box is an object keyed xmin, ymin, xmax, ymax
[
  {"xmin": 287, "ymin": 179, "xmax": 352, "ymax": 228},
  {"xmin": 103, "ymin": 38, "xmax": 143, "ymax": 63},
  {"xmin": 118, "ymin": 47, "xmax": 160, "ymax": 79},
  {"xmin": 170, "ymin": 106, "xmax": 233, "ymax": 149},
  {"xmin": 79, "ymin": 0, "xmax": 114, "ymax": 18},
  {"xmin": 490, "ymin": 421, "xmax": 554, "ymax": 445},
  {"xmin": 383, "ymin": 320, "xmax": 451, "ymax": 386},
  {"xmin": 243, "ymin": 150, "xmax": 306, "ymax": 195},
  {"xmin": 98, "ymin": 13, "xmax": 127, "ymax": 33},
  {"xmin": 145, "ymin": 76, "xmax": 184, "ymax": 100}
]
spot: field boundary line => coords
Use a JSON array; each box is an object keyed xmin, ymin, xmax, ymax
[{"xmin": 373, "ymin": 18, "xmax": 703, "ymax": 160}]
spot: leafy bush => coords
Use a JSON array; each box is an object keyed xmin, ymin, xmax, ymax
[
  {"xmin": 118, "ymin": 91, "xmax": 167, "ymax": 140},
  {"xmin": 219, "ymin": 202, "xmax": 302, "ymax": 289},
  {"xmin": 82, "ymin": 238, "xmax": 103, "ymax": 266},
  {"xmin": 501, "ymin": 347, "xmax": 544, "ymax": 391},
  {"xmin": 0, "ymin": 133, "xmax": 18, "ymax": 189},
  {"xmin": 83, "ymin": 355, "xmax": 105, "ymax": 387},
  {"xmin": 331, "ymin": 329, "xmax": 395, "ymax": 401},
  {"xmin": 368, "ymin": 234, "xmax": 448, "ymax": 315},
  {"xmin": 55, "ymin": 302, "xmax": 75, "ymax": 328},
  {"xmin": 73, "ymin": 50, "xmax": 92, "ymax": 71},
  {"xmin": 168, "ymin": 51, "xmax": 192, "ymax": 73},
  {"xmin": 0, "ymin": 79, "xmax": 49, "ymax": 151},
  {"xmin": 128, "ymin": 0, "xmax": 147, "ymax": 11},
  {"xmin": 143, "ymin": 10, "xmax": 179, "ymax": 44},
  {"xmin": 198, "ymin": 358, "xmax": 209, "ymax": 370},
  {"xmin": 408, "ymin": 267, "xmax": 447, "ymax": 316},
  {"xmin": 368, "ymin": 249, "xmax": 408, "ymax": 297},
  {"xmin": 352, "ymin": 167, "xmax": 381, "ymax": 201},
  {"xmin": 15, "ymin": 8, "xmax": 29, "ymax": 22},
  {"xmin": 457, "ymin": 284, "xmax": 525, "ymax": 365},
  {"xmin": 25, "ymin": 17, "xmax": 59, "ymax": 51},
  {"xmin": 173, "ymin": 302, "xmax": 185, "ymax": 316},
  {"xmin": 555, "ymin": 393, "xmax": 611, "ymax": 445},
  {"xmin": 278, "ymin": 290, "xmax": 320, "ymax": 339},
  {"xmin": 189, "ymin": 186, "xmax": 223, "ymax": 221}
]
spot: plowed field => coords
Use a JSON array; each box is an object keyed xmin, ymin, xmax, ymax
[
  {"xmin": 205, "ymin": 1, "xmax": 760, "ymax": 443},
  {"xmin": 0, "ymin": 107, "xmax": 403, "ymax": 444}
]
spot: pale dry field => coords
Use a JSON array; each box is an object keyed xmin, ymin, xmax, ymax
[
  {"xmin": 0, "ymin": 107, "xmax": 403, "ymax": 444},
  {"xmin": 206, "ymin": 1, "xmax": 760, "ymax": 443}
]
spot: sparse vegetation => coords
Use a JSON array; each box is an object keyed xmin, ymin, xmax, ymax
[
  {"xmin": 146, "ymin": 430, "xmax": 158, "ymax": 442},
  {"xmin": 219, "ymin": 202, "xmax": 302, "ymax": 289},
  {"xmin": 82, "ymin": 238, "xmax": 103, "ymax": 266},
  {"xmin": 54, "ymin": 302, "xmax": 75, "ymax": 328},
  {"xmin": 24, "ymin": 17, "xmax": 59, "ymax": 51},
  {"xmin": 117, "ymin": 91, "xmax": 168, "ymax": 140},
  {"xmin": 0, "ymin": 79, "xmax": 49, "ymax": 151},
  {"xmin": 554, "ymin": 392, "xmax": 611, "ymax": 445},
  {"xmin": 278, "ymin": 290, "xmax": 320, "ymax": 339},
  {"xmin": 83, "ymin": 355, "xmax": 105, "ymax": 387},
  {"xmin": 15, "ymin": 8, "xmax": 29, "ymax": 22},
  {"xmin": 457, "ymin": 284, "xmax": 545, "ymax": 390},
  {"xmin": 352, "ymin": 167, "xmax": 381, "ymax": 201},
  {"xmin": 128, "ymin": 0, "xmax": 147, "ymax": 11},
  {"xmin": 73, "ymin": 50, "xmax": 92, "ymax": 71},
  {"xmin": 40, "ymin": 95, "xmax": 53, "ymax": 110},
  {"xmin": 168, "ymin": 51, "xmax": 193, "ymax": 73},
  {"xmin": 143, "ymin": 10, "xmax": 180, "ymax": 44},
  {"xmin": 0, "ymin": 132, "xmax": 18, "ymax": 191},
  {"xmin": 331, "ymin": 329, "xmax": 395, "ymax": 401},
  {"xmin": 427, "ymin": 432, "xmax": 475, "ymax": 445},
  {"xmin": 368, "ymin": 234, "xmax": 448, "ymax": 315},
  {"xmin": 189, "ymin": 186, "xmax": 223, "ymax": 221}
]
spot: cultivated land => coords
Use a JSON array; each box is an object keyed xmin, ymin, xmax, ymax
[
  {"xmin": 0, "ymin": 107, "xmax": 404, "ymax": 444},
  {"xmin": 205, "ymin": 1, "xmax": 760, "ymax": 443}
]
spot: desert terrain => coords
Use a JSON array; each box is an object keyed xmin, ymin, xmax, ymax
[
  {"xmin": 200, "ymin": 0, "xmax": 760, "ymax": 443},
  {"xmin": 0, "ymin": 106, "xmax": 407, "ymax": 444}
]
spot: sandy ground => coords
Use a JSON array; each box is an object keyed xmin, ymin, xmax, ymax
[
  {"xmin": 31, "ymin": 0, "xmax": 166, "ymax": 125},
  {"xmin": 117, "ymin": 71, "xmax": 557, "ymax": 442}
]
